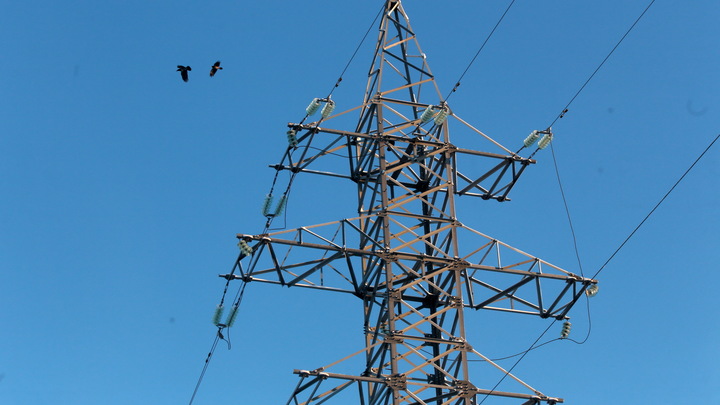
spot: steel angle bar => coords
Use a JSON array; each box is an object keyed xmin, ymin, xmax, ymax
[
  {"xmin": 498, "ymin": 159, "xmax": 533, "ymax": 201},
  {"xmin": 395, "ymin": 304, "xmax": 456, "ymax": 337},
  {"xmin": 286, "ymin": 377, "xmax": 356, "ymax": 405},
  {"xmin": 311, "ymin": 380, "xmax": 356, "ymax": 405},
  {"xmin": 454, "ymin": 147, "xmax": 531, "ymax": 161},
  {"xmin": 470, "ymin": 276, "xmax": 538, "ymax": 311},
  {"xmin": 383, "ymin": 49, "xmax": 429, "ymax": 78},
  {"xmin": 462, "ymin": 239, "xmax": 498, "ymax": 266},
  {"xmin": 378, "ymin": 97, "xmax": 435, "ymax": 109},
  {"xmin": 472, "ymin": 390, "xmax": 562, "ymax": 403},
  {"xmin": 542, "ymin": 281, "xmax": 575, "ymax": 319},
  {"xmin": 265, "ymin": 242, "xmax": 287, "ymax": 285},
  {"xmin": 385, "ymin": 185, "xmax": 451, "ymax": 217},
  {"xmin": 484, "ymin": 161, "xmax": 514, "ymax": 196},
  {"xmin": 388, "ymin": 144, "xmax": 423, "ymax": 182},
  {"xmin": 297, "ymin": 124, "xmax": 445, "ymax": 150},
  {"xmin": 551, "ymin": 283, "xmax": 590, "ymax": 319},
  {"xmin": 455, "ymin": 170, "xmax": 491, "ymax": 196},
  {"xmin": 294, "ymin": 135, "xmax": 348, "ymax": 170},
  {"xmin": 382, "ymin": 154, "xmax": 447, "ymax": 183},
  {"xmin": 451, "ymin": 114, "xmax": 516, "ymax": 155},
  {"xmin": 383, "ymin": 31, "xmax": 415, "ymax": 51},
  {"xmin": 270, "ymin": 166, "xmax": 355, "ymax": 180},
  {"xmin": 462, "ymin": 260, "xmax": 572, "ymax": 280},
  {"xmin": 384, "ymin": 145, "xmax": 447, "ymax": 175},
  {"xmin": 285, "ymin": 251, "xmax": 348, "ymax": 287},
  {"xmin": 285, "ymin": 129, "xmax": 318, "ymax": 169},
  {"xmin": 295, "ymin": 369, "xmax": 386, "ymax": 384},
  {"xmin": 381, "ymin": 210, "xmax": 455, "ymax": 223},
  {"xmin": 385, "ymin": 216, "xmax": 451, "ymax": 248},
  {"xmin": 341, "ymin": 218, "xmax": 386, "ymax": 250},
  {"xmin": 295, "ymin": 227, "xmax": 344, "ymax": 250},
  {"xmin": 456, "ymin": 159, "xmax": 508, "ymax": 195},
  {"xmin": 286, "ymin": 374, "xmax": 325, "ymax": 405},
  {"xmin": 372, "ymin": 113, "xmax": 418, "ymax": 135},
  {"xmin": 379, "ymin": 78, "xmax": 434, "ymax": 97},
  {"xmin": 385, "ymin": 19, "xmax": 415, "ymax": 44}
]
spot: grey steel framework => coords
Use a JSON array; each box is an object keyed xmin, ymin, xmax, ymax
[{"xmin": 224, "ymin": 1, "xmax": 596, "ymax": 403}]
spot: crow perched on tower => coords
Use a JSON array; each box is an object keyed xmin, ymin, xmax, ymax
[
  {"xmin": 177, "ymin": 65, "xmax": 191, "ymax": 82},
  {"xmin": 209, "ymin": 61, "xmax": 223, "ymax": 77}
]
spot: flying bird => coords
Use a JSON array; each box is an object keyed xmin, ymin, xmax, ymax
[
  {"xmin": 177, "ymin": 65, "xmax": 191, "ymax": 82},
  {"xmin": 209, "ymin": 61, "xmax": 223, "ymax": 77}
]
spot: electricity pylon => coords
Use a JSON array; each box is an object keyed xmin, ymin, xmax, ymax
[{"xmin": 223, "ymin": 1, "xmax": 596, "ymax": 403}]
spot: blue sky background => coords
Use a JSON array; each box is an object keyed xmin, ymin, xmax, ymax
[{"xmin": 1, "ymin": 1, "xmax": 718, "ymax": 404}]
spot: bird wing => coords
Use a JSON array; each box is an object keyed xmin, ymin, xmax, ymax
[
  {"xmin": 214, "ymin": 61, "xmax": 221, "ymax": 67},
  {"xmin": 181, "ymin": 70, "xmax": 189, "ymax": 82}
]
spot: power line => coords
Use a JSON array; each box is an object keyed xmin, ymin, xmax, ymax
[
  {"xmin": 547, "ymin": 0, "xmax": 657, "ymax": 128},
  {"xmin": 592, "ymin": 132, "xmax": 720, "ymax": 280},
  {"xmin": 326, "ymin": 3, "xmax": 385, "ymax": 98},
  {"xmin": 188, "ymin": 258, "xmax": 249, "ymax": 404},
  {"xmin": 189, "ymin": 334, "xmax": 222, "ymax": 405},
  {"xmin": 549, "ymin": 143, "xmax": 585, "ymax": 278},
  {"xmin": 270, "ymin": 2, "xmax": 378, "ymax": 228},
  {"xmin": 444, "ymin": 0, "xmax": 517, "ymax": 101},
  {"xmin": 477, "ymin": 320, "xmax": 557, "ymax": 405}
]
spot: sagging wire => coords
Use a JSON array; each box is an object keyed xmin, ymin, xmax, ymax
[
  {"xmin": 503, "ymin": 2, "xmax": 659, "ymax": 353},
  {"xmin": 466, "ymin": 295, "xmax": 593, "ymax": 368},
  {"xmin": 549, "ymin": 143, "xmax": 585, "ymax": 278}
]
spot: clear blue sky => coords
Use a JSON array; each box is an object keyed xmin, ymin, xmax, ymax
[{"xmin": 1, "ymin": 1, "xmax": 718, "ymax": 404}]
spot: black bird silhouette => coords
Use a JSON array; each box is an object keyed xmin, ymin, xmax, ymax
[
  {"xmin": 177, "ymin": 65, "xmax": 191, "ymax": 82},
  {"xmin": 209, "ymin": 61, "xmax": 223, "ymax": 77}
]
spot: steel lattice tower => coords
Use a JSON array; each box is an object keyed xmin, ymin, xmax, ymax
[{"xmin": 223, "ymin": 1, "xmax": 596, "ymax": 403}]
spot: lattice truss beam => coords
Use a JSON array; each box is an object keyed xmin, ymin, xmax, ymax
[{"xmin": 233, "ymin": 219, "xmax": 592, "ymax": 319}]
